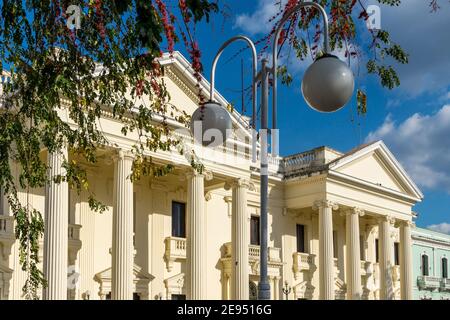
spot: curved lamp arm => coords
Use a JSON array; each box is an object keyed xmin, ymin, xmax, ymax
[
  {"xmin": 210, "ymin": 36, "xmax": 258, "ymax": 130},
  {"xmin": 271, "ymin": 2, "xmax": 330, "ymax": 154}
]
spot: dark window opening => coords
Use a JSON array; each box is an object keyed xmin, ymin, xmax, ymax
[
  {"xmin": 442, "ymin": 258, "xmax": 448, "ymax": 279},
  {"xmin": 421, "ymin": 254, "xmax": 429, "ymax": 276},
  {"xmin": 172, "ymin": 294, "xmax": 186, "ymax": 300},
  {"xmin": 375, "ymin": 239, "xmax": 379, "ymax": 263},
  {"xmin": 172, "ymin": 201, "xmax": 186, "ymax": 238},
  {"xmin": 250, "ymin": 216, "xmax": 260, "ymax": 246},
  {"xmin": 394, "ymin": 242, "xmax": 400, "ymax": 266},
  {"xmin": 296, "ymin": 224, "xmax": 306, "ymax": 253}
]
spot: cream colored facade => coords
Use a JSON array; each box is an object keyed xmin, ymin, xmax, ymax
[{"xmin": 0, "ymin": 52, "xmax": 423, "ymax": 300}]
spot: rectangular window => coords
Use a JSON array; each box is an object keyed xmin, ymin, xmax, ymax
[
  {"xmin": 332, "ymin": 231, "xmax": 338, "ymax": 258},
  {"xmin": 360, "ymin": 235, "xmax": 365, "ymax": 260},
  {"xmin": 171, "ymin": 294, "xmax": 186, "ymax": 300},
  {"xmin": 442, "ymin": 258, "xmax": 448, "ymax": 279},
  {"xmin": 422, "ymin": 254, "xmax": 429, "ymax": 276},
  {"xmin": 250, "ymin": 216, "xmax": 260, "ymax": 246},
  {"xmin": 172, "ymin": 201, "xmax": 186, "ymax": 238},
  {"xmin": 296, "ymin": 224, "xmax": 306, "ymax": 253},
  {"xmin": 375, "ymin": 239, "xmax": 379, "ymax": 263},
  {"xmin": 394, "ymin": 242, "xmax": 400, "ymax": 266}
]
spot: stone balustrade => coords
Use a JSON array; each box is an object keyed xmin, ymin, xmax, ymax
[
  {"xmin": 292, "ymin": 252, "xmax": 316, "ymax": 280},
  {"xmin": 0, "ymin": 215, "xmax": 15, "ymax": 258},
  {"xmin": 417, "ymin": 276, "xmax": 442, "ymax": 290},
  {"xmin": 360, "ymin": 260, "xmax": 372, "ymax": 277},
  {"xmin": 223, "ymin": 242, "xmax": 281, "ymax": 263},
  {"xmin": 442, "ymin": 278, "xmax": 450, "ymax": 291},
  {"xmin": 164, "ymin": 236, "xmax": 187, "ymax": 272}
]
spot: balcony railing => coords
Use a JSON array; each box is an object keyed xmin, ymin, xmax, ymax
[
  {"xmin": 0, "ymin": 215, "xmax": 14, "ymax": 244},
  {"xmin": 417, "ymin": 276, "xmax": 441, "ymax": 290},
  {"xmin": 223, "ymin": 242, "xmax": 281, "ymax": 263},
  {"xmin": 248, "ymin": 244, "xmax": 282, "ymax": 263},
  {"xmin": 68, "ymin": 224, "xmax": 82, "ymax": 263},
  {"xmin": 164, "ymin": 236, "xmax": 187, "ymax": 272},
  {"xmin": 333, "ymin": 258, "xmax": 340, "ymax": 278},
  {"xmin": 293, "ymin": 252, "xmax": 316, "ymax": 279},
  {"xmin": 360, "ymin": 261, "xmax": 372, "ymax": 277},
  {"xmin": 68, "ymin": 224, "xmax": 81, "ymax": 240},
  {"xmin": 440, "ymin": 278, "xmax": 450, "ymax": 291}
]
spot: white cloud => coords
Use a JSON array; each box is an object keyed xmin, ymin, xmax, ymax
[
  {"xmin": 427, "ymin": 222, "xmax": 450, "ymax": 235},
  {"xmin": 371, "ymin": 0, "xmax": 450, "ymax": 95},
  {"xmin": 234, "ymin": 0, "xmax": 285, "ymax": 35},
  {"xmin": 366, "ymin": 104, "xmax": 450, "ymax": 193},
  {"xmin": 235, "ymin": 0, "xmax": 450, "ymax": 96}
]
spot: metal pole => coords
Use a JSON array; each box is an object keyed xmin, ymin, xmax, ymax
[
  {"xmin": 257, "ymin": 58, "xmax": 270, "ymax": 300},
  {"xmin": 209, "ymin": 35, "xmax": 258, "ymax": 162},
  {"xmin": 271, "ymin": 2, "xmax": 330, "ymax": 157}
]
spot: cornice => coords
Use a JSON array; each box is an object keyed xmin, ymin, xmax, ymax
[{"xmin": 165, "ymin": 66, "xmax": 201, "ymax": 104}]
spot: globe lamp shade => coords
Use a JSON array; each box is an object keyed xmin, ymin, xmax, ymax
[
  {"xmin": 301, "ymin": 54, "xmax": 355, "ymax": 113},
  {"xmin": 190, "ymin": 101, "xmax": 232, "ymax": 147}
]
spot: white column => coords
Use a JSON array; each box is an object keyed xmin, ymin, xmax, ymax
[
  {"xmin": 399, "ymin": 220, "xmax": 413, "ymax": 300},
  {"xmin": 111, "ymin": 150, "xmax": 134, "ymax": 300},
  {"xmin": 314, "ymin": 200, "xmax": 338, "ymax": 300},
  {"xmin": 378, "ymin": 216, "xmax": 394, "ymax": 300},
  {"xmin": 78, "ymin": 189, "xmax": 95, "ymax": 300},
  {"xmin": 186, "ymin": 169, "xmax": 211, "ymax": 299},
  {"xmin": 44, "ymin": 147, "xmax": 69, "ymax": 300},
  {"xmin": 226, "ymin": 179, "xmax": 254, "ymax": 300},
  {"xmin": 344, "ymin": 207, "xmax": 364, "ymax": 300},
  {"xmin": 273, "ymin": 277, "xmax": 280, "ymax": 300}
]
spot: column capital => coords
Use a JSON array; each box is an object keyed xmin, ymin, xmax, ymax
[
  {"xmin": 112, "ymin": 149, "xmax": 134, "ymax": 162},
  {"xmin": 204, "ymin": 191, "xmax": 212, "ymax": 201},
  {"xmin": 312, "ymin": 200, "xmax": 339, "ymax": 211},
  {"xmin": 185, "ymin": 167, "xmax": 213, "ymax": 181},
  {"xmin": 376, "ymin": 215, "xmax": 395, "ymax": 225},
  {"xmin": 224, "ymin": 178, "xmax": 256, "ymax": 191},
  {"xmin": 223, "ymin": 196, "xmax": 232, "ymax": 203},
  {"xmin": 394, "ymin": 219, "xmax": 415, "ymax": 228},
  {"xmin": 341, "ymin": 207, "xmax": 365, "ymax": 217}
]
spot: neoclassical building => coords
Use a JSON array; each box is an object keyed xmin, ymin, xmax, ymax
[
  {"xmin": 0, "ymin": 52, "xmax": 423, "ymax": 300},
  {"xmin": 412, "ymin": 227, "xmax": 450, "ymax": 300}
]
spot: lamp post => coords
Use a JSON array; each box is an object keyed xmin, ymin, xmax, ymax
[
  {"xmin": 282, "ymin": 281, "xmax": 292, "ymax": 300},
  {"xmin": 190, "ymin": 2, "xmax": 354, "ymax": 300}
]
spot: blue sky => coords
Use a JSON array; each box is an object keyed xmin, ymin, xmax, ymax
[{"xmin": 174, "ymin": 0, "xmax": 450, "ymax": 232}]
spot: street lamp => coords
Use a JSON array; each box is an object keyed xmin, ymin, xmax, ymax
[
  {"xmin": 282, "ymin": 281, "xmax": 292, "ymax": 300},
  {"xmin": 190, "ymin": 2, "xmax": 354, "ymax": 300}
]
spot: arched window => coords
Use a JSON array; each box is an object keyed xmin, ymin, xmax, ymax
[
  {"xmin": 421, "ymin": 254, "xmax": 429, "ymax": 276},
  {"xmin": 442, "ymin": 257, "xmax": 448, "ymax": 279}
]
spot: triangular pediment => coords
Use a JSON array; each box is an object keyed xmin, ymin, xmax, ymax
[
  {"xmin": 164, "ymin": 272, "xmax": 185, "ymax": 288},
  {"xmin": 94, "ymin": 263, "xmax": 154, "ymax": 283},
  {"xmin": 329, "ymin": 141, "xmax": 423, "ymax": 201}
]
